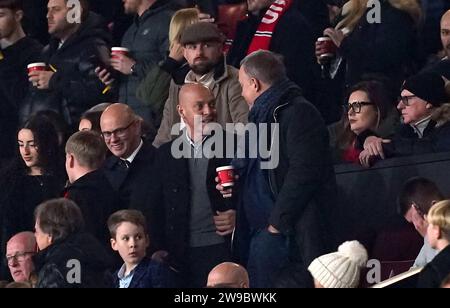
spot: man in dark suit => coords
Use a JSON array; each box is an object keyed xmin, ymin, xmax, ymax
[
  {"xmin": 100, "ymin": 103, "xmax": 160, "ymax": 248},
  {"xmin": 148, "ymin": 83, "xmax": 237, "ymax": 287},
  {"xmin": 64, "ymin": 130, "xmax": 122, "ymax": 246}
]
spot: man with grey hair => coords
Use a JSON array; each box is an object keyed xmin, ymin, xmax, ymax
[{"xmin": 220, "ymin": 50, "xmax": 335, "ymax": 287}]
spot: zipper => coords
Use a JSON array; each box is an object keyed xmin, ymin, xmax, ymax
[{"xmin": 267, "ymin": 102, "xmax": 290, "ymax": 197}]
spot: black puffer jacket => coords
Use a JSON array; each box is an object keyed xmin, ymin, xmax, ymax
[
  {"xmin": 34, "ymin": 233, "xmax": 114, "ymax": 288},
  {"xmin": 0, "ymin": 37, "xmax": 42, "ymax": 164},
  {"xmin": 20, "ymin": 12, "xmax": 112, "ymax": 127}
]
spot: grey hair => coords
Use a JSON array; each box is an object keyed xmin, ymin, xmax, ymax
[{"xmin": 240, "ymin": 50, "xmax": 287, "ymax": 85}]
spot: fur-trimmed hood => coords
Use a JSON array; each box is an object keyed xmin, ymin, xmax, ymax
[{"xmin": 432, "ymin": 103, "xmax": 450, "ymax": 128}]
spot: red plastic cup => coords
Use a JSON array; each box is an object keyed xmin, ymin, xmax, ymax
[
  {"xmin": 27, "ymin": 62, "xmax": 47, "ymax": 74},
  {"xmin": 317, "ymin": 37, "xmax": 337, "ymax": 60},
  {"xmin": 216, "ymin": 166, "xmax": 235, "ymax": 188},
  {"xmin": 111, "ymin": 47, "xmax": 129, "ymax": 60}
]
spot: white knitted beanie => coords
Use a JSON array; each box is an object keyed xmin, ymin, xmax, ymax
[{"xmin": 308, "ymin": 241, "xmax": 368, "ymax": 288}]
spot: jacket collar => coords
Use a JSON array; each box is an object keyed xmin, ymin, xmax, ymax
[
  {"xmin": 128, "ymin": 258, "xmax": 151, "ymax": 288},
  {"xmin": 134, "ymin": 0, "xmax": 170, "ymax": 25}
]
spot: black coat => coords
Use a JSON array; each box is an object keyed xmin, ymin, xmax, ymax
[
  {"xmin": 145, "ymin": 132, "xmax": 237, "ymax": 272},
  {"xmin": 383, "ymin": 119, "xmax": 450, "ymax": 158},
  {"xmin": 102, "ymin": 142, "xmax": 160, "ymax": 249},
  {"xmin": 235, "ymin": 86, "xmax": 336, "ymax": 269},
  {"xmin": 20, "ymin": 12, "xmax": 113, "ymax": 127},
  {"xmin": 34, "ymin": 233, "xmax": 114, "ymax": 288},
  {"xmin": 339, "ymin": 1, "xmax": 417, "ymax": 88},
  {"xmin": 417, "ymin": 245, "xmax": 450, "ymax": 288},
  {"xmin": 0, "ymin": 165, "xmax": 64, "ymax": 280},
  {"xmin": 103, "ymin": 142, "xmax": 156, "ymax": 207},
  {"xmin": 227, "ymin": 6, "xmax": 318, "ymax": 103},
  {"xmin": 295, "ymin": 0, "xmax": 330, "ymax": 39},
  {"xmin": 0, "ymin": 37, "xmax": 42, "ymax": 164},
  {"xmin": 64, "ymin": 169, "xmax": 123, "ymax": 246}
]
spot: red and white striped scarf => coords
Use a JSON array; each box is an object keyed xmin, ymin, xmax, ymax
[{"xmin": 246, "ymin": 0, "xmax": 293, "ymax": 55}]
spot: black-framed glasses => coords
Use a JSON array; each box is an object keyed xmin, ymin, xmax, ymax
[
  {"xmin": 102, "ymin": 120, "xmax": 136, "ymax": 140},
  {"xmin": 6, "ymin": 251, "xmax": 35, "ymax": 264},
  {"xmin": 398, "ymin": 95, "xmax": 417, "ymax": 106},
  {"xmin": 347, "ymin": 101, "xmax": 375, "ymax": 114}
]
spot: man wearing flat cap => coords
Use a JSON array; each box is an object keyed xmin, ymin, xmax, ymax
[
  {"xmin": 153, "ymin": 22, "xmax": 248, "ymax": 147},
  {"xmin": 360, "ymin": 72, "xmax": 450, "ymax": 166}
]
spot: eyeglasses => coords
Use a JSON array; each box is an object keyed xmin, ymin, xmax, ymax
[
  {"xmin": 347, "ymin": 101, "xmax": 375, "ymax": 114},
  {"xmin": 102, "ymin": 120, "xmax": 136, "ymax": 140},
  {"xmin": 398, "ymin": 95, "xmax": 417, "ymax": 106},
  {"xmin": 6, "ymin": 251, "xmax": 35, "ymax": 265}
]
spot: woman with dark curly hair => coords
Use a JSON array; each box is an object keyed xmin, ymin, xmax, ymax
[{"xmin": 0, "ymin": 114, "xmax": 65, "ymax": 280}]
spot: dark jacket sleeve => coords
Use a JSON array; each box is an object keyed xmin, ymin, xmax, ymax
[
  {"xmin": 269, "ymin": 101, "xmax": 332, "ymax": 235},
  {"xmin": 417, "ymin": 265, "xmax": 439, "ymax": 288},
  {"xmin": 135, "ymin": 58, "xmax": 179, "ymax": 127},
  {"xmin": 132, "ymin": 28, "xmax": 170, "ymax": 80},
  {"xmin": 134, "ymin": 147, "xmax": 166, "ymax": 253},
  {"xmin": 383, "ymin": 124, "xmax": 450, "ymax": 157},
  {"xmin": 339, "ymin": 4, "xmax": 416, "ymax": 79},
  {"xmin": 48, "ymin": 42, "xmax": 110, "ymax": 112},
  {"xmin": 36, "ymin": 263, "xmax": 70, "ymax": 288}
]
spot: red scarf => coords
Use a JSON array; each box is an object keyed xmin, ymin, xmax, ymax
[{"xmin": 246, "ymin": 0, "xmax": 293, "ymax": 55}]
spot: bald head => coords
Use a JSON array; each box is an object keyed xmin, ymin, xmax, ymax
[
  {"xmin": 6, "ymin": 232, "xmax": 36, "ymax": 282},
  {"xmin": 179, "ymin": 83, "xmax": 214, "ymax": 107},
  {"xmin": 101, "ymin": 103, "xmax": 137, "ymax": 124},
  {"xmin": 207, "ymin": 262, "xmax": 249, "ymax": 288},
  {"xmin": 7, "ymin": 232, "xmax": 36, "ymax": 250},
  {"xmin": 441, "ymin": 10, "xmax": 450, "ymax": 58},
  {"xmin": 100, "ymin": 103, "xmax": 142, "ymax": 159},
  {"xmin": 178, "ymin": 83, "xmax": 217, "ymax": 141}
]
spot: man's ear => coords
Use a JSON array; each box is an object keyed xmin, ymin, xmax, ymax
[
  {"xmin": 47, "ymin": 234, "xmax": 53, "ymax": 246},
  {"xmin": 177, "ymin": 104, "xmax": 184, "ymax": 120},
  {"xmin": 425, "ymin": 103, "xmax": 433, "ymax": 109},
  {"xmin": 68, "ymin": 153, "xmax": 75, "ymax": 169},
  {"xmin": 15, "ymin": 10, "xmax": 24, "ymax": 23},
  {"xmin": 252, "ymin": 78, "xmax": 261, "ymax": 92},
  {"xmin": 111, "ymin": 238, "xmax": 118, "ymax": 251}
]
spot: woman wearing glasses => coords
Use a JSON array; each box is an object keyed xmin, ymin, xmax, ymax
[
  {"xmin": 329, "ymin": 79, "xmax": 398, "ymax": 164},
  {"xmin": 0, "ymin": 114, "xmax": 65, "ymax": 280}
]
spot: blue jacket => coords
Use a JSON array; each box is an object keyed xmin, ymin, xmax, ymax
[{"xmin": 113, "ymin": 258, "xmax": 176, "ymax": 288}]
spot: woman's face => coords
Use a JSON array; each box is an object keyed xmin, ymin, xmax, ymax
[
  {"xmin": 18, "ymin": 129, "xmax": 40, "ymax": 169},
  {"xmin": 347, "ymin": 90, "xmax": 379, "ymax": 135},
  {"xmin": 78, "ymin": 118, "xmax": 92, "ymax": 131}
]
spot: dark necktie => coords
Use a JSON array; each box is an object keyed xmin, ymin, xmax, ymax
[{"xmin": 118, "ymin": 159, "xmax": 130, "ymax": 171}]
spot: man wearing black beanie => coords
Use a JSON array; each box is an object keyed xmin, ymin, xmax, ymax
[{"xmin": 360, "ymin": 71, "xmax": 450, "ymax": 167}]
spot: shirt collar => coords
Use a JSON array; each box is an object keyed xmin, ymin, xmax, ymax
[
  {"xmin": 185, "ymin": 129, "xmax": 208, "ymax": 149},
  {"xmin": 117, "ymin": 263, "xmax": 136, "ymax": 280},
  {"xmin": 123, "ymin": 139, "xmax": 144, "ymax": 163},
  {"xmin": 411, "ymin": 116, "xmax": 432, "ymax": 138}
]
